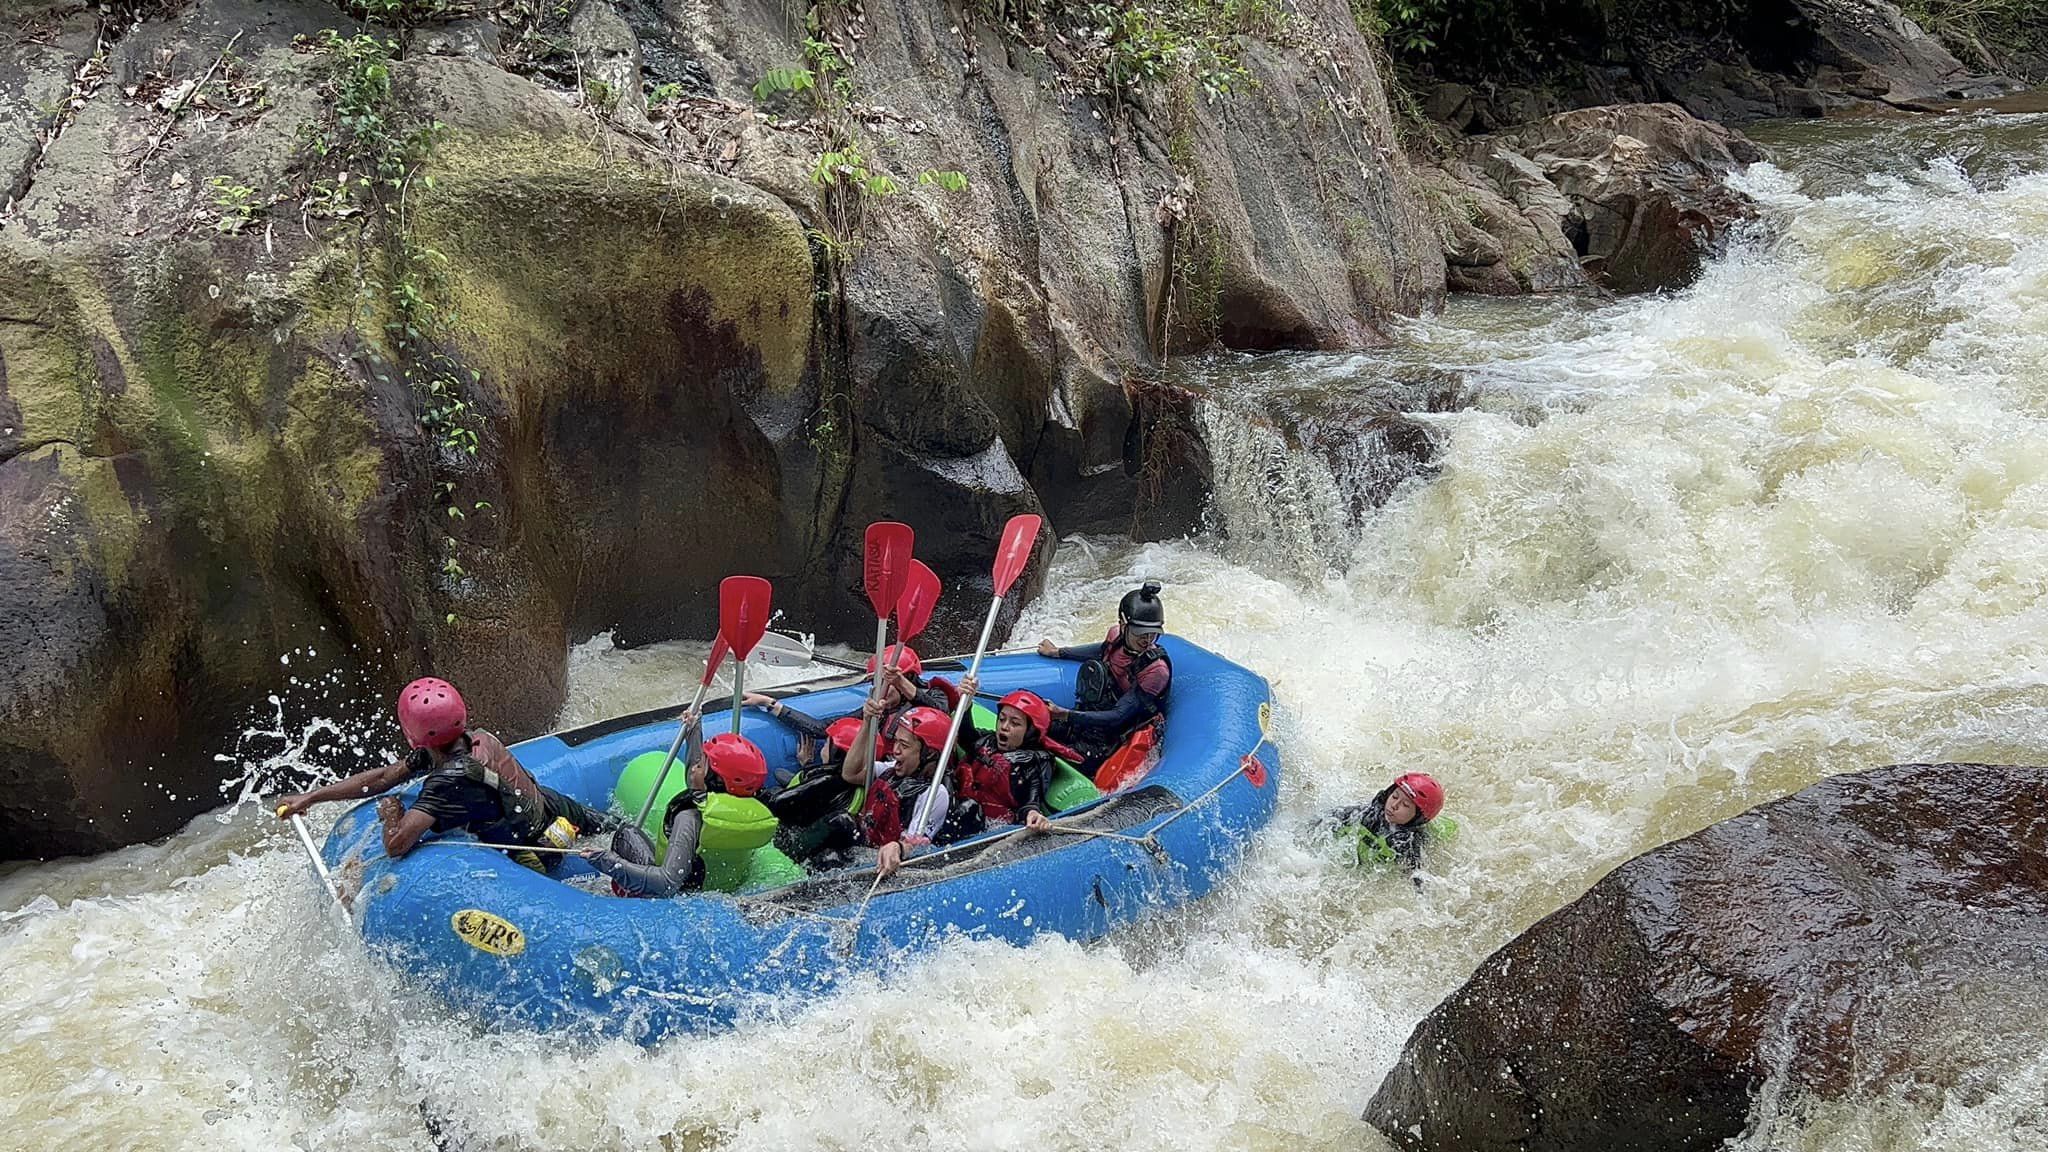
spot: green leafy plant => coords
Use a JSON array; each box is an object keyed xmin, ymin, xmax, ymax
[
  {"xmin": 336, "ymin": 0, "xmax": 450, "ymax": 24},
  {"xmin": 1075, "ymin": 0, "xmax": 1289, "ymax": 102},
  {"xmin": 299, "ymin": 28, "xmax": 488, "ymax": 616},
  {"xmin": 207, "ymin": 175, "xmax": 260, "ymax": 233},
  {"xmin": 918, "ymin": 169, "xmax": 971, "ymax": 192},
  {"xmin": 751, "ymin": 65, "xmax": 816, "ymax": 103},
  {"xmin": 648, "ymin": 81, "xmax": 683, "ymax": 105},
  {"xmin": 583, "ymin": 77, "xmax": 620, "ymax": 116},
  {"xmin": 755, "ymin": 15, "xmax": 971, "ymax": 264}
]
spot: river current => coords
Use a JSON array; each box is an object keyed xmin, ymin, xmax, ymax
[{"xmin": 4, "ymin": 112, "xmax": 2047, "ymax": 1151}]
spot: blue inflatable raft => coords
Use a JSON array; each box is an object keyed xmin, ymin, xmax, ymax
[{"xmin": 317, "ymin": 638, "xmax": 1278, "ymax": 1040}]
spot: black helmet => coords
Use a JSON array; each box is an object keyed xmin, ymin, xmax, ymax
[{"xmin": 1118, "ymin": 581, "xmax": 1165, "ymax": 632}]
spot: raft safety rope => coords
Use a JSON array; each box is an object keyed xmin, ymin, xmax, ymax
[{"xmin": 823, "ymin": 696, "xmax": 1275, "ymax": 948}]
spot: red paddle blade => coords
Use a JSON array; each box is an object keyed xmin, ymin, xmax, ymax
[
  {"xmin": 991, "ymin": 514, "xmax": 1043, "ymax": 598},
  {"xmin": 863, "ymin": 522, "xmax": 915, "ymax": 619},
  {"xmin": 700, "ymin": 633, "xmax": 731, "ymax": 687},
  {"xmin": 718, "ymin": 576, "xmax": 774, "ymax": 659},
  {"xmin": 895, "ymin": 561, "xmax": 942, "ymax": 642},
  {"xmin": 1242, "ymin": 753, "xmax": 1269, "ymax": 789}
]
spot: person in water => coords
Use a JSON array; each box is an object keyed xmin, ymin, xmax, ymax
[
  {"xmin": 580, "ymin": 716, "xmax": 772, "ymax": 898},
  {"xmin": 274, "ymin": 678, "xmax": 608, "ymax": 866},
  {"xmin": 945, "ymin": 673, "xmax": 1075, "ymax": 833},
  {"xmin": 1036, "ymin": 581, "xmax": 1172, "ymax": 776},
  {"xmin": 1322, "ymin": 772, "xmax": 1445, "ymax": 888},
  {"xmin": 838, "ymin": 697, "xmax": 960, "ymax": 879}
]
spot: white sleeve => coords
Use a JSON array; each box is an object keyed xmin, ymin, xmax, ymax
[{"xmin": 908, "ymin": 780, "xmax": 950, "ymax": 841}]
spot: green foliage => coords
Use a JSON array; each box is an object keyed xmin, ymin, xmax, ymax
[
  {"xmin": 1352, "ymin": 0, "xmax": 1449, "ymax": 54},
  {"xmin": 752, "ymin": 65, "xmax": 816, "ymax": 103},
  {"xmin": 1899, "ymin": 0, "xmax": 2048, "ymax": 69},
  {"xmin": 302, "ymin": 32, "xmax": 443, "ymax": 190},
  {"xmin": 207, "ymin": 176, "xmax": 259, "ymax": 234},
  {"xmin": 583, "ymin": 77, "xmax": 620, "ymax": 117},
  {"xmin": 1074, "ymin": 0, "xmax": 1292, "ymax": 102},
  {"xmin": 335, "ymin": 0, "xmax": 449, "ymax": 24},
  {"xmin": 648, "ymin": 81, "xmax": 683, "ymax": 105},
  {"xmin": 758, "ymin": 8, "xmax": 970, "ymax": 266},
  {"xmin": 918, "ymin": 169, "xmax": 971, "ymax": 192},
  {"xmin": 299, "ymin": 27, "xmax": 484, "ymax": 616}
]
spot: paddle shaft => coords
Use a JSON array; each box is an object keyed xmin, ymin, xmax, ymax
[
  {"xmin": 632, "ymin": 675, "xmax": 717, "ymax": 831},
  {"xmin": 872, "ymin": 621, "xmax": 890, "ymax": 690},
  {"xmin": 910, "ymin": 594, "xmax": 1004, "ymax": 833},
  {"xmin": 416, "ymin": 840, "xmax": 579, "ymax": 854},
  {"xmin": 283, "ymin": 810, "xmax": 348, "ymax": 913},
  {"xmin": 730, "ymin": 656, "xmax": 746, "ymax": 737}
]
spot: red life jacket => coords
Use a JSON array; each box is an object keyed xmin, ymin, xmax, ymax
[
  {"xmin": 955, "ymin": 740, "xmax": 1021, "ymax": 824},
  {"xmin": 856, "ymin": 767, "xmax": 939, "ymax": 847},
  {"xmin": 1102, "ymin": 626, "xmax": 1173, "ymax": 703},
  {"xmin": 858, "ymin": 775, "xmax": 905, "ymax": 847}
]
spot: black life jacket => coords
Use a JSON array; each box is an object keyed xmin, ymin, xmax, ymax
[{"xmin": 432, "ymin": 732, "xmax": 549, "ymax": 839}]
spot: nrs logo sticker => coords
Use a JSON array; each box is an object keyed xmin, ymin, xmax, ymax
[
  {"xmin": 1258, "ymin": 701, "xmax": 1272, "ymax": 735},
  {"xmin": 451, "ymin": 909, "xmax": 525, "ymax": 956}
]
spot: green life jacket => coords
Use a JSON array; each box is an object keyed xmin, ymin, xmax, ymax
[
  {"xmin": 1340, "ymin": 816, "xmax": 1457, "ymax": 869},
  {"xmin": 694, "ymin": 792, "xmax": 778, "ymax": 892}
]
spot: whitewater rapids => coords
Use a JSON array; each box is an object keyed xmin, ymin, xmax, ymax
[{"xmin": 4, "ymin": 111, "xmax": 2047, "ymax": 1151}]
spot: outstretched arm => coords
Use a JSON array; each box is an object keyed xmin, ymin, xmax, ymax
[
  {"xmin": 276, "ymin": 753, "xmax": 420, "ymax": 818},
  {"xmin": 742, "ymin": 693, "xmax": 831, "ymax": 740},
  {"xmin": 585, "ymin": 805, "xmax": 704, "ymax": 898},
  {"xmin": 1036, "ymin": 639, "xmax": 1095, "ymax": 662}
]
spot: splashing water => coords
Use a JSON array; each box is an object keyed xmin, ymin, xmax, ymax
[{"xmin": 5, "ymin": 113, "xmax": 2048, "ymax": 1151}]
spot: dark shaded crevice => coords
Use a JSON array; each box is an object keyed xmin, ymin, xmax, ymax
[{"xmin": 0, "ymin": 435, "xmax": 85, "ymax": 468}]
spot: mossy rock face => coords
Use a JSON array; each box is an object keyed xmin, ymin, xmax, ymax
[{"xmin": 403, "ymin": 57, "xmax": 819, "ymax": 647}]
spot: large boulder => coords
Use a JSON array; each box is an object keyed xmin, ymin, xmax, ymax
[
  {"xmin": 1460, "ymin": 104, "xmax": 1765, "ymax": 294},
  {"xmin": 1364, "ymin": 762, "xmax": 2048, "ymax": 1152},
  {"xmin": 1412, "ymin": 158, "xmax": 1589, "ymax": 296}
]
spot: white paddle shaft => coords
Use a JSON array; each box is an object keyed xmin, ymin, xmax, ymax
[
  {"xmin": 910, "ymin": 594, "xmax": 1003, "ymax": 834},
  {"xmin": 287, "ymin": 812, "xmax": 349, "ymax": 913}
]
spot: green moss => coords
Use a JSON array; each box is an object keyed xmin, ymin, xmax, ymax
[
  {"xmin": 283, "ymin": 356, "xmax": 387, "ymax": 522},
  {"xmin": 412, "ymin": 130, "xmax": 814, "ymax": 397},
  {"xmin": 0, "ymin": 257, "xmax": 99, "ymax": 448},
  {"xmin": 65, "ymin": 451, "xmax": 143, "ymax": 589}
]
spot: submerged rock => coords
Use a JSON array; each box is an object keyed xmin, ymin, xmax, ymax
[{"xmin": 1364, "ymin": 762, "xmax": 2048, "ymax": 1152}]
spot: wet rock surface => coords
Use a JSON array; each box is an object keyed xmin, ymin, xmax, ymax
[
  {"xmin": 1399, "ymin": 0, "xmax": 2024, "ymax": 128},
  {"xmin": 1364, "ymin": 761, "xmax": 2048, "ymax": 1152},
  {"xmin": 1458, "ymin": 103, "xmax": 1765, "ymax": 294}
]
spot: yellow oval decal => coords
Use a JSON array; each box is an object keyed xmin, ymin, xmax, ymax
[
  {"xmin": 451, "ymin": 909, "xmax": 525, "ymax": 957},
  {"xmin": 1258, "ymin": 700, "xmax": 1272, "ymax": 735}
]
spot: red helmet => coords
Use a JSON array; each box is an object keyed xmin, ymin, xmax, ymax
[
  {"xmin": 397, "ymin": 677, "xmax": 467, "ymax": 749},
  {"xmin": 896, "ymin": 706, "xmax": 953, "ymax": 758},
  {"xmin": 826, "ymin": 716, "xmax": 864, "ymax": 752},
  {"xmin": 866, "ymin": 647, "xmax": 923, "ymax": 677},
  {"xmin": 1394, "ymin": 773, "xmax": 1444, "ymax": 822},
  {"xmin": 703, "ymin": 733, "xmax": 769, "ymax": 797},
  {"xmin": 997, "ymin": 690, "xmax": 1052, "ymax": 736}
]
